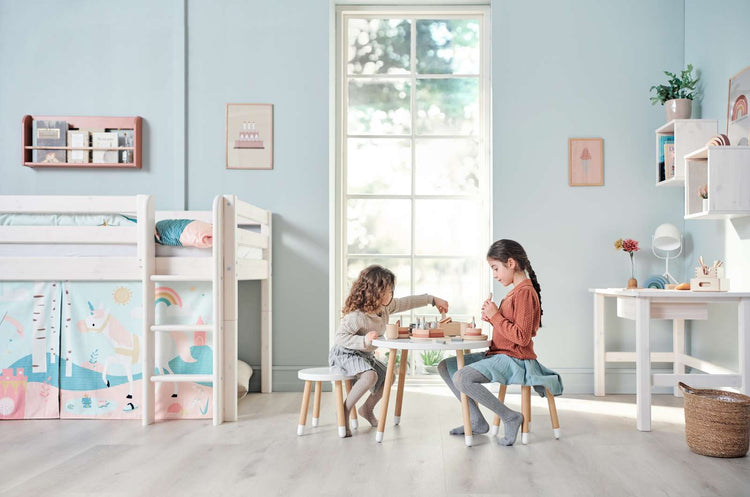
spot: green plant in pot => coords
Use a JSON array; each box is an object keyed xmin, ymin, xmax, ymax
[
  {"xmin": 420, "ymin": 350, "xmax": 444, "ymax": 374},
  {"xmin": 650, "ymin": 64, "xmax": 700, "ymax": 121}
]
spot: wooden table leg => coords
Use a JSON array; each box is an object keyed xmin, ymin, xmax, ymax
[
  {"xmin": 297, "ymin": 380, "xmax": 312, "ymax": 436},
  {"xmin": 635, "ymin": 297, "xmax": 651, "ymax": 431},
  {"xmin": 376, "ymin": 348, "xmax": 398, "ymax": 443},
  {"xmin": 491, "ymin": 384, "xmax": 507, "ymax": 436},
  {"xmin": 344, "ymin": 379, "xmax": 358, "ymax": 429},
  {"xmin": 594, "ymin": 293, "xmax": 606, "ymax": 396},
  {"xmin": 394, "ymin": 349, "xmax": 409, "ymax": 425},
  {"xmin": 312, "ymin": 381, "xmax": 322, "ymax": 427},
  {"xmin": 456, "ymin": 349, "xmax": 473, "ymax": 447},
  {"xmin": 334, "ymin": 380, "xmax": 346, "ymax": 438}
]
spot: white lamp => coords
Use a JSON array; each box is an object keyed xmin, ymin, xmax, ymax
[{"xmin": 652, "ymin": 223, "xmax": 682, "ymax": 284}]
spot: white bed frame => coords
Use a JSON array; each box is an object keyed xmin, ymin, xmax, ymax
[{"xmin": 0, "ymin": 194, "xmax": 272, "ymax": 426}]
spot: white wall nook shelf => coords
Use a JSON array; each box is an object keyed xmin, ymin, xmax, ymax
[
  {"xmin": 655, "ymin": 119, "xmax": 717, "ymax": 187},
  {"xmin": 684, "ymin": 145, "xmax": 750, "ymax": 219}
]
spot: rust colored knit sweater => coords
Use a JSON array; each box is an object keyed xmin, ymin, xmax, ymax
[{"xmin": 487, "ymin": 279, "xmax": 541, "ymax": 360}]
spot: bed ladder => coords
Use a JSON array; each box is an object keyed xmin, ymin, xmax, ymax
[{"xmin": 141, "ymin": 196, "xmax": 227, "ymax": 426}]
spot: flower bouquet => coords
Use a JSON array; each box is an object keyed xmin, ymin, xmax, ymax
[{"xmin": 615, "ymin": 238, "xmax": 640, "ymax": 288}]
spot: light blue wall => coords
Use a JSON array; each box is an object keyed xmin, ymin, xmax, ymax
[
  {"xmin": 683, "ymin": 0, "xmax": 750, "ymax": 369},
  {"xmin": 5, "ymin": 0, "xmax": 736, "ymax": 393},
  {"xmin": 0, "ymin": 0, "xmax": 186, "ymax": 210},
  {"xmin": 491, "ymin": 0, "xmax": 685, "ymax": 391}
]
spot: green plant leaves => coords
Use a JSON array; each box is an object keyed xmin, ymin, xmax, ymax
[{"xmin": 649, "ymin": 63, "xmax": 699, "ymax": 105}]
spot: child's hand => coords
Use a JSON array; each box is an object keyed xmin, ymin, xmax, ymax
[
  {"xmin": 481, "ymin": 300, "xmax": 499, "ymax": 321},
  {"xmin": 433, "ymin": 297, "xmax": 449, "ymax": 314},
  {"xmin": 365, "ymin": 331, "xmax": 379, "ymax": 343}
]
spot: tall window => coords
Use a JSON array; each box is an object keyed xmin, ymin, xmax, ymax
[{"xmin": 334, "ymin": 6, "xmax": 491, "ymax": 355}]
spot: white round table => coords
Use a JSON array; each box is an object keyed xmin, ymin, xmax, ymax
[{"xmin": 372, "ymin": 337, "xmax": 491, "ymax": 447}]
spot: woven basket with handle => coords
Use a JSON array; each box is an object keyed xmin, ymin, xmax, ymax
[{"xmin": 679, "ymin": 382, "xmax": 750, "ymax": 458}]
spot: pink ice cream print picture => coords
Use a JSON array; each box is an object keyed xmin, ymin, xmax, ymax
[{"xmin": 569, "ymin": 138, "xmax": 603, "ymax": 186}]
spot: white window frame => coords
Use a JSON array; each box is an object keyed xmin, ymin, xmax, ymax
[{"xmin": 330, "ymin": 5, "xmax": 492, "ymax": 346}]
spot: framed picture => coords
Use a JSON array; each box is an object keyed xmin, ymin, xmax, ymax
[
  {"xmin": 727, "ymin": 66, "xmax": 750, "ymax": 145},
  {"xmin": 225, "ymin": 103, "xmax": 273, "ymax": 169},
  {"xmin": 568, "ymin": 138, "xmax": 603, "ymax": 186}
]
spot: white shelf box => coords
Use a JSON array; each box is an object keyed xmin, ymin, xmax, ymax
[
  {"xmin": 684, "ymin": 145, "xmax": 750, "ymax": 219},
  {"xmin": 655, "ymin": 119, "xmax": 717, "ymax": 187}
]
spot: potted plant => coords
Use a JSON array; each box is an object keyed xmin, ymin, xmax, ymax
[
  {"xmin": 615, "ymin": 238, "xmax": 640, "ymax": 289},
  {"xmin": 420, "ymin": 350, "xmax": 444, "ymax": 374},
  {"xmin": 699, "ymin": 185, "xmax": 709, "ymax": 212},
  {"xmin": 650, "ymin": 64, "xmax": 700, "ymax": 121}
]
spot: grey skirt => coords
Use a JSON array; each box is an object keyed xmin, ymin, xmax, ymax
[{"xmin": 328, "ymin": 345, "xmax": 386, "ymax": 393}]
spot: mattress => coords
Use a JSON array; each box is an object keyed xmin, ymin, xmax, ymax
[{"xmin": 0, "ymin": 244, "xmax": 262, "ymax": 259}]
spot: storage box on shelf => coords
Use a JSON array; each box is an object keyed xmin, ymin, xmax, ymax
[
  {"xmin": 683, "ymin": 145, "xmax": 750, "ymax": 219},
  {"xmin": 22, "ymin": 115, "xmax": 142, "ymax": 169},
  {"xmin": 655, "ymin": 119, "xmax": 717, "ymax": 187}
]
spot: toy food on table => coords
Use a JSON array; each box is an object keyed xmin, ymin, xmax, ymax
[{"xmin": 675, "ymin": 282, "xmax": 690, "ymax": 290}]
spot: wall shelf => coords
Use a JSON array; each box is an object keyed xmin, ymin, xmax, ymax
[
  {"xmin": 655, "ymin": 119, "xmax": 717, "ymax": 186},
  {"xmin": 22, "ymin": 115, "xmax": 142, "ymax": 169},
  {"xmin": 684, "ymin": 145, "xmax": 750, "ymax": 219}
]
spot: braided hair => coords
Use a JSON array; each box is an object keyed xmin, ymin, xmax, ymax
[{"xmin": 486, "ymin": 239, "xmax": 543, "ymax": 326}]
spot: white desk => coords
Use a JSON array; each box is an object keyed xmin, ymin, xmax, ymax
[
  {"xmin": 372, "ymin": 338, "xmax": 490, "ymax": 446},
  {"xmin": 591, "ymin": 288, "xmax": 750, "ymax": 431}
]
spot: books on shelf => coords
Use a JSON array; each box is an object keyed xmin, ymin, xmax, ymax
[
  {"xmin": 66, "ymin": 130, "xmax": 90, "ymax": 163},
  {"xmin": 664, "ymin": 143, "xmax": 675, "ymax": 180},
  {"xmin": 658, "ymin": 135, "xmax": 674, "ymax": 182},
  {"xmin": 91, "ymin": 132, "xmax": 119, "ymax": 163},
  {"xmin": 32, "ymin": 120, "xmax": 68, "ymax": 163},
  {"xmin": 111, "ymin": 129, "xmax": 134, "ymax": 163}
]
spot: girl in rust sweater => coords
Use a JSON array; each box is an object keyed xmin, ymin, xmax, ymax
[{"xmin": 438, "ymin": 239, "xmax": 562, "ymax": 446}]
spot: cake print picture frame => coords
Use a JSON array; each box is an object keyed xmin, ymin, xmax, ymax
[
  {"xmin": 225, "ymin": 103, "xmax": 274, "ymax": 169},
  {"xmin": 568, "ymin": 138, "xmax": 603, "ymax": 186}
]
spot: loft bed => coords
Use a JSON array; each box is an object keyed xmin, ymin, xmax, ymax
[{"xmin": 0, "ymin": 194, "xmax": 272, "ymax": 426}]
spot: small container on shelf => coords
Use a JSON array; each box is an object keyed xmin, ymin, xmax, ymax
[{"xmin": 690, "ymin": 265, "xmax": 729, "ymax": 292}]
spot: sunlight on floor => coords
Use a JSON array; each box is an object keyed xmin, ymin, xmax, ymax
[{"xmin": 402, "ymin": 385, "xmax": 686, "ymax": 425}]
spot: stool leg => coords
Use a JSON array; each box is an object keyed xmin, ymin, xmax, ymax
[
  {"xmin": 334, "ymin": 380, "xmax": 346, "ymax": 438},
  {"xmin": 394, "ymin": 349, "xmax": 409, "ymax": 425},
  {"xmin": 297, "ymin": 380, "xmax": 312, "ymax": 436},
  {"xmin": 345, "ymin": 379, "xmax": 358, "ymax": 429},
  {"xmin": 312, "ymin": 381, "xmax": 322, "ymax": 427},
  {"xmin": 521, "ymin": 386, "xmax": 531, "ymax": 445},
  {"xmin": 545, "ymin": 388, "xmax": 560, "ymax": 439},
  {"xmin": 490, "ymin": 384, "xmax": 507, "ymax": 436}
]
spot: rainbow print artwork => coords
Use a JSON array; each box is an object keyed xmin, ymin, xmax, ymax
[
  {"xmin": 731, "ymin": 94, "xmax": 748, "ymax": 122},
  {"xmin": 155, "ymin": 287, "xmax": 182, "ymax": 308}
]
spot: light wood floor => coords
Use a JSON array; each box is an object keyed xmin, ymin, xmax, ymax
[{"xmin": 1, "ymin": 388, "xmax": 748, "ymax": 497}]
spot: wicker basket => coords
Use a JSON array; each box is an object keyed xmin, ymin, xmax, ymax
[{"xmin": 679, "ymin": 382, "xmax": 750, "ymax": 458}]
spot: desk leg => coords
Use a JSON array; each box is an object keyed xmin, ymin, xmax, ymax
[
  {"xmin": 594, "ymin": 293, "xmax": 606, "ymax": 396},
  {"xmin": 739, "ymin": 299, "xmax": 750, "ymax": 395},
  {"xmin": 673, "ymin": 319, "xmax": 685, "ymax": 397},
  {"xmin": 376, "ymin": 348, "xmax": 398, "ymax": 443},
  {"xmin": 394, "ymin": 349, "xmax": 409, "ymax": 425},
  {"xmin": 635, "ymin": 297, "xmax": 651, "ymax": 431},
  {"xmin": 456, "ymin": 350, "xmax": 473, "ymax": 447}
]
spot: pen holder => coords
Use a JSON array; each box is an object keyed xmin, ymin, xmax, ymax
[{"xmin": 690, "ymin": 266, "xmax": 729, "ymax": 292}]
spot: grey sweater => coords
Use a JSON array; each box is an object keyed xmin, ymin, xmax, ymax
[{"xmin": 335, "ymin": 294, "xmax": 434, "ymax": 352}]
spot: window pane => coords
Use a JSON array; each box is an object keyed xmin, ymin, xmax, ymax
[
  {"xmin": 347, "ymin": 138, "xmax": 411, "ymax": 195},
  {"xmin": 347, "ymin": 199, "xmax": 411, "ymax": 255},
  {"xmin": 413, "ymin": 258, "xmax": 482, "ymax": 320},
  {"xmin": 416, "ymin": 19, "xmax": 480, "ymax": 74},
  {"xmin": 414, "ymin": 199, "xmax": 479, "ymax": 256},
  {"xmin": 415, "ymin": 138, "xmax": 479, "ymax": 195},
  {"xmin": 346, "ymin": 257, "xmax": 412, "ymax": 320},
  {"xmin": 415, "ymin": 78, "xmax": 478, "ymax": 135},
  {"xmin": 348, "ymin": 19, "xmax": 411, "ymax": 75},
  {"xmin": 348, "ymin": 79, "xmax": 411, "ymax": 135}
]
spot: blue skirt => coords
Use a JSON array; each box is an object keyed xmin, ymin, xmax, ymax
[{"xmin": 443, "ymin": 352, "xmax": 563, "ymax": 398}]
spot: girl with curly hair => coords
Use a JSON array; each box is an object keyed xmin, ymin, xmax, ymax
[{"xmin": 329, "ymin": 264, "xmax": 448, "ymax": 437}]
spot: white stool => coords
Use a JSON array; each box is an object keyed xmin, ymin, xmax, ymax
[
  {"xmin": 297, "ymin": 367, "xmax": 358, "ymax": 438},
  {"xmin": 490, "ymin": 384, "xmax": 561, "ymax": 444}
]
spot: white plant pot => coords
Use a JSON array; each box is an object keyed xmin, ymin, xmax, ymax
[
  {"xmin": 702, "ymin": 198, "xmax": 709, "ymax": 212},
  {"xmin": 665, "ymin": 98, "xmax": 692, "ymax": 121}
]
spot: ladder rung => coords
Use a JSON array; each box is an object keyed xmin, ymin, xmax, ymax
[
  {"xmin": 150, "ymin": 325, "xmax": 214, "ymax": 333},
  {"xmin": 151, "ymin": 374, "xmax": 213, "ymax": 383},
  {"xmin": 150, "ymin": 274, "xmax": 212, "ymax": 282}
]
